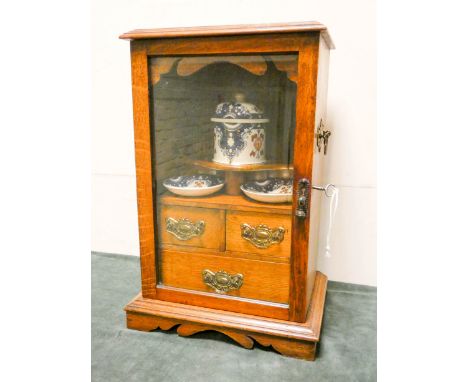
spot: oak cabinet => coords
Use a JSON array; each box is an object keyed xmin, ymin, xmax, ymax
[{"xmin": 121, "ymin": 21, "xmax": 334, "ymax": 360}]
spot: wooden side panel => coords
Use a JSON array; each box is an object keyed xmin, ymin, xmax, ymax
[
  {"xmin": 130, "ymin": 41, "xmax": 158, "ymax": 299},
  {"xmin": 306, "ymin": 36, "xmax": 330, "ymax": 308},
  {"xmin": 289, "ymin": 33, "xmax": 320, "ymax": 322},
  {"xmin": 160, "ymin": 249, "xmax": 290, "ymax": 304},
  {"xmin": 159, "ymin": 205, "xmax": 225, "ymax": 250},
  {"xmin": 226, "ymin": 211, "xmax": 291, "ymax": 259}
]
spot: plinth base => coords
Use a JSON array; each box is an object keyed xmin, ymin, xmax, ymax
[{"xmin": 125, "ymin": 272, "xmax": 327, "ymax": 361}]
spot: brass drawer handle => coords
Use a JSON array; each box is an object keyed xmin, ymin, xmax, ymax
[
  {"xmin": 165, "ymin": 217, "xmax": 205, "ymax": 241},
  {"xmin": 202, "ymin": 269, "xmax": 243, "ymax": 294},
  {"xmin": 240, "ymin": 223, "xmax": 285, "ymax": 249}
]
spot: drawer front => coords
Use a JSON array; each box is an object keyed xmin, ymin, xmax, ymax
[
  {"xmin": 226, "ymin": 211, "xmax": 291, "ymax": 259},
  {"xmin": 159, "ymin": 205, "xmax": 225, "ymax": 250},
  {"xmin": 160, "ymin": 249, "xmax": 290, "ymax": 304}
]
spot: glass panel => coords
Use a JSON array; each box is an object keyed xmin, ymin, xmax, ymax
[{"xmin": 149, "ymin": 54, "xmax": 298, "ymax": 304}]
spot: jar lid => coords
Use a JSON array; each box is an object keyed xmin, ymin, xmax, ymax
[{"xmin": 211, "ymin": 93, "xmax": 269, "ymax": 124}]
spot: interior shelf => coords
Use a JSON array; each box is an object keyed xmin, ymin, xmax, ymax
[
  {"xmin": 192, "ymin": 159, "xmax": 293, "ymax": 172},
  {"xmin": 160, "ymin": 193, "xmax": 292, "ymax": 215}
]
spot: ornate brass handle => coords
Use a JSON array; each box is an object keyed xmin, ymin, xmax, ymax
[
  {"xmin": 240, "ymin": 223, "xmax": 285, "ymax": 249},
  {"xmin": 165, "ymin": 217, "xmax": 205, "ymax": 241},
  {"xmin": 202, "ymin": 269, "xmax": 243, "ymax": 294}
]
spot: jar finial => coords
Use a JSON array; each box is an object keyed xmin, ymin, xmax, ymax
[{"xmin": 234, "ymin": 92, "xmax": 246, "ymax": 103}]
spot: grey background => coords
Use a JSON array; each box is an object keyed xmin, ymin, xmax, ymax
[{"xmin": 92, "ymin": 252, "xmax": 377, "ymax": 382}]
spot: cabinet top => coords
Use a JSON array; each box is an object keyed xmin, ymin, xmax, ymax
[{"xmin": 120, "ymin": 21, "xmax": 334, "ymax": 49}]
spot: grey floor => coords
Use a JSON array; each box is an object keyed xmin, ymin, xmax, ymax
[{"xmin": 92, "ymin": 252, "xmax": 376, "ymax": 382}]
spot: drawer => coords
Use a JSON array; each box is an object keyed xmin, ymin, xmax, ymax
[
  {"xmin": 226, "ymin": 211, "xmax": 291, "ymax": 259},
  {"xmin": 159, "ymin": 249, "xmax": 290, "ymax": 304},
  {"xmin": 159, "ymin": 205, "xmax": 225, "ymax": 250}
]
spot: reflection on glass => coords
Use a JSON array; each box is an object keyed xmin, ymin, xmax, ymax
[{"xmin": 149, "ymin": 54, "xmax": 298, "ymax": 303}]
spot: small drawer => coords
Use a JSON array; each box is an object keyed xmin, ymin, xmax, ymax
[
  {"xmin": 159, "ymin": 205, "xmax": 225, "ymax": 250},
  {"xmin": 160, "ymin": 249, "xmax": 290, "ymax": 304},
  {"xmin": 226, "ymin": 211, "xmax": 291, "ymax": 259}
]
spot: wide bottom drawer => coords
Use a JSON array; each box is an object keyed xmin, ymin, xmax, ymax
[{"xmin": 159, "ymin": 249, "xmax": 290, "ymax": 304}]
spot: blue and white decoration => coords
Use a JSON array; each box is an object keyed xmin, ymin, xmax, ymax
[
  {"xmin": 163, "ymin": 175, "xmax": 224, "ymax": 197},
  {"xmin": 240, "ymin": 178, "xmax": 293, "ymax": 203},
  {"xmin": 211, "ymin": 94, "xmax": 269, "ymax": 165}
]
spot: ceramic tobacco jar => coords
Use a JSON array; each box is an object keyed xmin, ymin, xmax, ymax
[{"xmin": 211, "ymin": 93, "xmax": 269, "ymax": 165}]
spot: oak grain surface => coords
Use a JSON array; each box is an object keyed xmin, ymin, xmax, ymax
[
  {"xmin": 288, "ymin": 34, "xmax": 321, "ymax": 322},
  {"xmin": 159, "ymin": 249, "xmax": 290, "ymax": 304},
  {"xmin": 155, "ymin": 285, "xmax": 289, "ymax": 320},
  {"xmin": 130, "ymin": 41, "xmax": 158, "ymax": 299},
  {"xmin": 226, "ymin": 210, "xmax": 291, "ymax": 259},
  {"xmin": 160, "ymin": 193, "xmax": 292, "ymax": 215},
  {"xmin": 159, "ymin": 205, "xmax": 225, "ymax": 250},
  {"xmin": 125, "ymin": 272, "xmax": 328, "ymax": 361},
  {"xmin": 125, "ymin": 24, "xmax": 331, "ymax": 337},
  {"xmin": 120, "ymin": 21, "xmax": 335, "ymax": 49}
]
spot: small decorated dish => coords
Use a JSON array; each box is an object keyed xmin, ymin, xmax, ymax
[
  {"xmin": 163, "ymin": 175, "xmax": 224, "ymax": 197},
  {"xmin": 240, "ymin": 178, "xmax": 293, "ymax": 203}
]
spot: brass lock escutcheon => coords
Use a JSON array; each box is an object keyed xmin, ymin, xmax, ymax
[
  {"xmin": 165, "ymin": 217, "xmax": 205, "ymax": 241},
  {"xmin": 316, "ymin": 119, "xmax": 331, "ymax": 155},
  {"xmin": 202, "ymin": 269, "xmax": 243, "ymax": 294},
  {"xmin": 240, "ymin": 223, "xmax": 285, "ymax": 249},
  {"xmin": 295, "ymin": 178, "xmax": 310, "ymax": 218}
]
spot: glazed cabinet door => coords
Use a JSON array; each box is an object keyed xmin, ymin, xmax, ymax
[{"xmin": 130, "ymin": 33, "xmax": 321, "ymax": 321}]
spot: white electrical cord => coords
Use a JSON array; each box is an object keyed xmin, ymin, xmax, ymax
[{"xmin": 324, "ymin": 184, "xmax": 339, "ymax": 258}]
